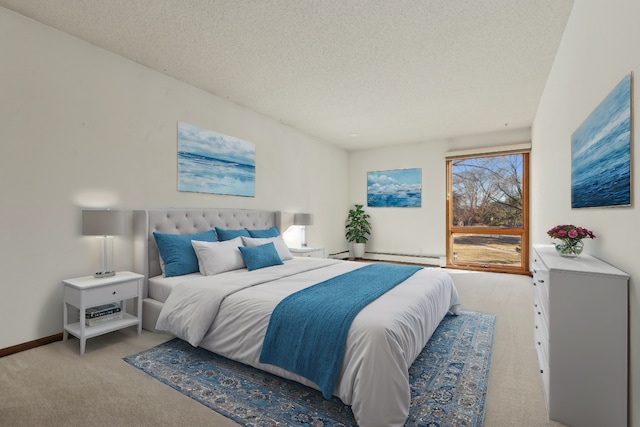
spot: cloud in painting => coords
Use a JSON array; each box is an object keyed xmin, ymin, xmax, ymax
[
  {"xmin": 367, "ymin": 168, "xmax": 422, "ymax": 207},
  {"xmin": 178, "ymin": 121, "xmax": 254, "ymax": 166},
  {"xmin": 177, "ymin": 121, "xmax": 255, "ymax": 197},
  {"xmin": 368, "ymin": 173, "xmax": 421, "ymax": 195}
]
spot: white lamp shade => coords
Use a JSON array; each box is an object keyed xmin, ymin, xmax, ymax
[
  {"xmin": 82, "ymin": 209, "xmax": 125, "ymax": 236},
  {"xmin": 293, "ymin": 213, "xmax": 313, "ymax": 226}
]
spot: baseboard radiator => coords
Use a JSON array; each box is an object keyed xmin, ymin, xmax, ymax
[
  {"xmin": 328, "ymin": 251, "xmax": 445, "ymax": 267},
  {"xmin": 363, "ymin": 252, "xmax": 446, "ymax": 267}
]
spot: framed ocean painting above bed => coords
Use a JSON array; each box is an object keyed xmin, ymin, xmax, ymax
[
  {"xmin": 571, "ymin": 73, "xmax": 632, "ymax": 208},
  {"xmin": 367, "ymin": 168, "xmax": 422, "ymax": 207},
  {"xmin": 177, "ymin": 122, "xmax": 256, "ymax": 197}
]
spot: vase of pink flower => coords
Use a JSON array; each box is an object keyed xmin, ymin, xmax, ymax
[{"xmin": 547, "ymin": 224, "xmax": 596, "ymax": 257}]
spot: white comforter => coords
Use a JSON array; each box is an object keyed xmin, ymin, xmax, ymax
[{"xmin": 156, "ymin": 258, "xmax": 460, "ymax": 427}]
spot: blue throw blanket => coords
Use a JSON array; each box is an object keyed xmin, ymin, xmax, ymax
[{"xmin": 259, "ymin": 263, "xmax": 422, "ymax": 399}]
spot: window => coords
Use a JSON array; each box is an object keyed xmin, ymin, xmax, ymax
[{"xmin": 446, "ymin": 151, "xmax": 529, "ymax": 274}]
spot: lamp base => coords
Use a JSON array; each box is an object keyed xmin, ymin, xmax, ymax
[{"xmin": 94, "ymin": 271, "xmax": 116, "ymax": 278}]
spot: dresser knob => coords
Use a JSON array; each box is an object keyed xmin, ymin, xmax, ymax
[{"xmin": 112, "ymin": 291, "xmax": 116, "ymax": 295}]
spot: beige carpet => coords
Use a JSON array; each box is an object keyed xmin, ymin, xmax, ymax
[{"xmin": 0, "ymin": 270, "xmax": 565, "ymax": 427}]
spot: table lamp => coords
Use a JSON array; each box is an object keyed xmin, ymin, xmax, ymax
[
  {"xmin": 82, "ymin": 209, "xmax": 125, "ymax": 277},
  {"xmin": 293, "ymin": 213, "xmax": 313, "ymax": 247}
]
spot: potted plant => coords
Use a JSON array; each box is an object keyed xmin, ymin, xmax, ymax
[{"xmin": 345, "ymin": 204, "xmax": 371, "ymax": 258}]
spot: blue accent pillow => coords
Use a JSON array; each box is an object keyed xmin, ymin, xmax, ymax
[
  {"xmin": 153, "ymin": 230, "xmax": 217, "ymax": 277},
  {"xmin": 247, "ymin": 226, "xmax": 280, "ymax": 238},
  {"xmin": 215, "ymin": 227, "xmax": 250, "ymax": 241},
  {"xmin": 238, "ymin": 242, "xmax": 283, "ymax": 271}
]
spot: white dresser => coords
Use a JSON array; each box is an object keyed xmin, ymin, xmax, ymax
[{"xmin": 532, "ymin": 244, "xmax": 628, "ymax": 427}]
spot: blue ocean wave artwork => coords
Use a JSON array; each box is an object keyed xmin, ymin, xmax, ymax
[
  {"xmin": 571, "ymin": 74, "xmax": 631, "ymax": 208},
  {"xmin": 177, "ymin": 122, "xmax": 255, "ymax": 197},
  {"xmin": 367, "ymin": 168, "xmax": 422, "ymax": 207}
]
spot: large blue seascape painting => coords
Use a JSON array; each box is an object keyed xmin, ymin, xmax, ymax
[
  {"xmin": 571, "ymin": 74, "xmax": 631, "ymax": 208},
  {"xmin": 178, "ymin": 122, "xmax": 255, "ymax": 197},
  {"xmin": 367, "ymin": 168, "xmax": 422, "ymax": 207}
]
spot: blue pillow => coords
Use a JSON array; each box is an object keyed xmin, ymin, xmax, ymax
[
  {"xmin": 153, "ymin": 230, "xmax": 217, "ymax": 277},
  {"xmin": 247, "ymin": 226, "xmax": 280, "ymax": 238},
  {"xmin": 238, "ymin": 242, "xmax": 283, "ymax": 271},
  {"xmin": 215, "ymin": 227, "xmax": 250, "ymax": 241}
]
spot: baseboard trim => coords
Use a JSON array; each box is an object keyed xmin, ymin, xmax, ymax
[{"xmin": 0, "ymin": 333, "xmax": 63, "ymax": 358}]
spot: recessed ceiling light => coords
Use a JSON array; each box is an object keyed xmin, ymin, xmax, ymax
[{"xmin": 350, "ymin": 133, "xmax": 358, "ymax": 137}]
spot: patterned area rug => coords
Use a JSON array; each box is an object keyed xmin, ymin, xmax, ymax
[{"xmin": 124, "ymin": 310, "xmax": 495, "ymax": 427}]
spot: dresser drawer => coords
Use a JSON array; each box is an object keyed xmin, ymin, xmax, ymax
[
  {"xmin": 534, "ymin": 295, "xmax": 548, "ymax": 329},
  {"xmin": 535, "ymin": 340, "xmax": 550, "ymax": 410},
  {"xmin": 534, "ymin": 271, "xmax": 549, "ymax": 302},
  {"xmin": 532, "ymin": 257, "xmax": 550, "ymax": 322},
  {"xmin": 534, "ymin": 309, "xmax": 549, "ymax": 361},
  {"xmin": 84, "ymin": 280, "xmax": 139, "ymax": 307}
]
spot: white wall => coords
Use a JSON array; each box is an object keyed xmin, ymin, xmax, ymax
[
  {"xmin": 348, "ymin": 128, "xmax": 530, "ymax": 257},
  {"xmin": 532, "ymin": 1, "xmax": 640, "ymax": 425},
  {"xmin": 0, "ymin": 8, "xmax": 348, "ymax": 349}
]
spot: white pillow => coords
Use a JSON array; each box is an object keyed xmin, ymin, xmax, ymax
[
  {"xmin": 241, "ymin": 235, "xmax": 294, "ymax": 261},
  {"xmin": 191, "ymin": 237, "xmax": 245, "ymax": 276}
]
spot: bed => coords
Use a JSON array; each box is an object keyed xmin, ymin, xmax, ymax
[{"xmin": 132, "ymin": 208, "xmax": 460, "ymax": 427}]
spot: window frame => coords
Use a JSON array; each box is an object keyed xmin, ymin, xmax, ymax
[{"xmin": 445, "ymin": 151, "xmax": 530, "ymax": 275}]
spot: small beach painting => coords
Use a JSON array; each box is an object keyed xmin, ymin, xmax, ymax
[
  {"xmin": 571, "ymin": 73, "xmax": 631, "ymax": 208},
  {"xmin": 367, "ymin": 168, "xmax": 422, "ymax": 207},
  {"xmin": 178, "ymin": 122, "xmax": 255, "ymax": 197}
]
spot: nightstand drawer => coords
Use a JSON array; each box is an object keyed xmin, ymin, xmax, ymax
[
  {"xmin": 289, "ymin": 247, "xmax": 325, "ymax": 258},
  {"xmin": 84, "ymin": 280, "xmax": 138, "ymax": 306},
  {"xmin": 297, "ymin": 250, "xmax": 323, "ymax": 257}
]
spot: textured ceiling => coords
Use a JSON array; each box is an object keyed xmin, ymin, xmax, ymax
[{"xmin": 1, "ymin": 0, "xmax": 574, "ymax": 150}]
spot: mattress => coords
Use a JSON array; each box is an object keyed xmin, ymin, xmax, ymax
[{"xmin": 148, "ymin": 273, "xmax": 201, "ymax": 303}]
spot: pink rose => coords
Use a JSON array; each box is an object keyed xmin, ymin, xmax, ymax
[
  {"xmin": 557, "ymin": 230, "xmax": 567, "ymax": 237},
  {"xmin": 568, "ymin": 229, "xmax": 578, "ymax": 238}
]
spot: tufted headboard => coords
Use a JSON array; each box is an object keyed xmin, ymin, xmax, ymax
[{"xmin": 133, "ymin": 208, "xmax": 281, "ymax": 299}]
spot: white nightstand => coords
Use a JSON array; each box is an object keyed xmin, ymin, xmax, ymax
[
  {"xmin": 290, "ymin": 246, "xmax": 326, "ymax": 258},
  {"xmin": 63, "ymin": 271, "xmax": 143, "ymax": 355}
]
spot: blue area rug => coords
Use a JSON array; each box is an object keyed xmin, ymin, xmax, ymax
[{"xmin": 124, "ymin": 310, "xmax": 495, "ymax": 427}]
